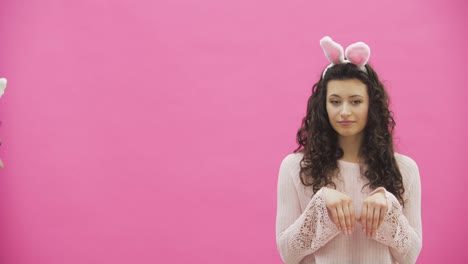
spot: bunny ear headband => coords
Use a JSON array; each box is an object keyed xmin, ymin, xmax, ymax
[
  {"xmin": 0, "ymin": 78, "xmax": 7, "ymax": 98},
  {"xmin": 320, "ymin": 36, "xmax": 371, "ymax": 77}
]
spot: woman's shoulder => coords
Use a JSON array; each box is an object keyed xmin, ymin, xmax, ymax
[
  {"xmin": 282, "ymin": 151, "xmax": 304, "ymax": 162},
  {"xmin": 280, "ymin": 152, "xmax": 304, "ymax": 169},
  {"xmin": 279, "ymin": 152, "xmax": 304, "ymax": 181},
  {"xmin": 394, "ymin": 152, "xmax": 421, "ymax": 186},
  {"xmin": 394, "ymin": 152, "xmax": 419, "ymax": 171},
  {"xmin": 280, "ymin": 152, "xmax": 304, "ymax": 188}
]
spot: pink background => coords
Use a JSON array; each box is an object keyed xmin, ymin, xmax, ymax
[{"xmin": 0, "ymin": 0, "xmax": 467, "ymax": 263}]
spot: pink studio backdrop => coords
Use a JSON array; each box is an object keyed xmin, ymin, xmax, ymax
[{"xmin": 0, "ymin": 0, "xmax": 467, "ymax": 263}]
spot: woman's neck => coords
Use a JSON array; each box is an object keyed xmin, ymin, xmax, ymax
[{"xmin": 338, "ymin": 135, "xmax": 364, "ymax": 163}]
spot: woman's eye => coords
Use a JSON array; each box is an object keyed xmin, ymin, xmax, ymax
[
  {"xmin": 352, "ymin": 100, "xmax": 362, "ymax": 104},
  {"xmin": 330, "ymin": 100, "xmax": 340, "ymax": 104}
]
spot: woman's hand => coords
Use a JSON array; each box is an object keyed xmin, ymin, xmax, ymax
[
  {"xmin": 359, "ymin": 190, "xmax": 387, "ymax": 238},
  {"xmin": 323, "ymin": 187, "xmax": 355, "ymax": 235}
]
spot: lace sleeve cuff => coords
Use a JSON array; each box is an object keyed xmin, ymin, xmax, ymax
[
  {"xmin": 289, "ymin": 188, "xmax": 341, "ymax": 253},
  {"xmin": 374, "ymin": 188, "xmax": 411, "ymax": 254}
]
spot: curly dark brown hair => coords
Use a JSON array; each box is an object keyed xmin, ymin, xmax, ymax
[{"xmin": 294, "ymin": 63, "xmax": 405, "ymax": 205}]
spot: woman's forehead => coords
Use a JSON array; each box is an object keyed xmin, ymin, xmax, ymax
[{"xmin": 326, "ymin": 79, "xmax": 368, "ymax": 97}]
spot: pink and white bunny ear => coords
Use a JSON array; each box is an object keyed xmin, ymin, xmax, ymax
[
  {"xmin": 320, "ymin": 36, "xmax": 345, "ymax": 64},
  {"xmin": 0, "ymin": 78, "xmax": 6, "ymax": 98},
  {"xmin": 345, "ymin": 42, "xmax": 370, "ymax": 68}
]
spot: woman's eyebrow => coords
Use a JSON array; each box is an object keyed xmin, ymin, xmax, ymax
[{"xmin": 328, "ymin": 94, "xmax": 364, "ymax": 98}]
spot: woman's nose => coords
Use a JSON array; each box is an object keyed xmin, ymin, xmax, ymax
[{"xmin": 340, "ymin": 104, "xmax": 351, "ymax": 117}]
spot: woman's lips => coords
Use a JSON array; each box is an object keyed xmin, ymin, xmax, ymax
[{"xmin": 338, "ymin": 121, "xmax": 355, "ymax": 126}]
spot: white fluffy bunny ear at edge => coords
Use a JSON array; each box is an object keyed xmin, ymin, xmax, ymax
[
  {"xmin": 0, "ymin": 78, "xmax": 7, "ymax": 98},
  {"xmin": 320, "ymin": 36, "xmax": 345, "ymax": 64},
  {"xmin": 345, "ymin": 42, "xmax": 371, "ymax": 70}
]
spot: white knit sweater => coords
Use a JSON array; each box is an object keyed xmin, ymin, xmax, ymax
[{"xmin": 276, "ymin": 152, "xmax": 422, "ymax": 264}]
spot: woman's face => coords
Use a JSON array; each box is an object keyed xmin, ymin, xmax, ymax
[{"xmin": 326, "ymin": 79, "xmax": 369, "ymax": 140}]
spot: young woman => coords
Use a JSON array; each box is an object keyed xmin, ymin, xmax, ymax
[{"xmin": 275, "ymin": 37, "xmax": 422, "ymax": 264}]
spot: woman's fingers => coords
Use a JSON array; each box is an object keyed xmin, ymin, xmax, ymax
[
  {"xmin": 324, "ymin": 188, "xmax": 354, "ymax": 235},
  {"xmin": 366, "ymin": 205, "xmax": 374, "ymax": 237},
  {"xmin": 371, "ymin": 206, "xmax": 380, "ymax": 237},
  {"xmin": 360, "ymin": 203, "xmax": 367, "ymax": 235},
  {"xmin": 336, "ymin": 205, "xmax": 347, "ymax": 234},
  {"xmin": 348, "ymin": 201, "xmax": 356, "ymax": 232},
  {"xmin": 361, "ymin": 191, "xmax": 388, "ymax": 238},
  {"xmin": 378, "ymin": 206, "xmax": 386, "ymax": 230},
  {"xmin": 329, "ymin": 205, "xmax": 340, "ymax": 228},
  {"xmin": 342, "ymin": 204, "xmax": 352, "ymax": 235}
]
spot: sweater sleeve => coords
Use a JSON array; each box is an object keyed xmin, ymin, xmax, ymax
[
  {"xmin": 276, "ymin": 155, "xmax": 341, "ymax": 264},
  {"xmin": 372, "ymin": 158, "xmax": 422, "ymax": 264}
]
